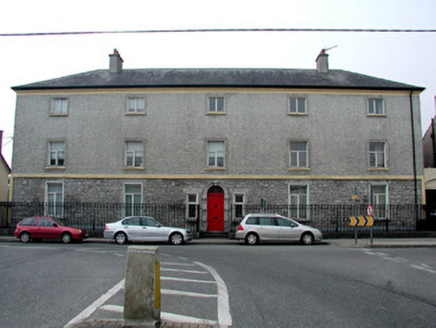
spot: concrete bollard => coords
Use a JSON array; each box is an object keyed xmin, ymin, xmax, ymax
[{"xmin": 123, "ymin": 246, "xmax": 161, "ymax": 328}]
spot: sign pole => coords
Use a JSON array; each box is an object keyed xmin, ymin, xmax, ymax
[{"xmin": 367, "ymin": 205, "xmax": 374, "ymax": 246}]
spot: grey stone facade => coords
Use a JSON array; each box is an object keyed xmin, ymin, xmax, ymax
[
  {"xmin": 10, "ymin": 50, "xmax": 425, "ymax": 232},
  {"xmin": 12, "ymin": 177, "xmax": 421, "ymax": 205}
]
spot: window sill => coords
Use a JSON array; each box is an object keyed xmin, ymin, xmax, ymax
[
  {"xmin": 287, "ymin": 113, "xmax": 308, "ymax": 116},
  {"xmin": 206, "ymin": 112, "xmax": 227, "ymax": 116},
  {"xmin": 123, "ymin": 166, "xmax": 145, "ymax": 171},
  {"xmin": 45, "ymin": 166, "xmax": 66, "ymax": 170},
  {"xmin": 367, "ymin": 114, "xmax": 386, "ymax": 117},
  {"xmin": 49, "ymin": 113, "xmax": 68, "ymax": 117},
  {"xmin": 204, "ymin": 167, "xmax": 227, "ymax": 171},
  {"xmin": 368, "ymin": 168, "xmax": 389, "ymax": 171},
  {"xmin": 288, "ymin": 168, "xmax": 310, "ymax": 171},
  {"xmin": 125, "ymin": 112, "xmax": 146, "ymax": 116}
]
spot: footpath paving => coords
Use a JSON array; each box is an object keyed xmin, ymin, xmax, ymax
[
  {"xmin": 2, "ymin": 235, "xmax": 436, "ymax": 327},
  {"xmin": 2, "ymin": 235, "xmax": 436, "ymax": 248}
]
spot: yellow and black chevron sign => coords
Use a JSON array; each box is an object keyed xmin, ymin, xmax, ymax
[{"xmin": 349, "ymin": 216, "xmax": 374, "ymax": 227}]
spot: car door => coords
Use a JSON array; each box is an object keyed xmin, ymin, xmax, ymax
[
  {"xmin": 37, "ymin": 217, "xmax": 61, "ymax": 239},
  {"xmin": 20, "ymin": 217, "xmax": 38, "ymax": 237},
  {"xmin": 257, "ymin": 217, "xmax": 281, "ymax": 240},
  {"xmin": 277, "ymin": 217, "xmax": 300, "ymax": 241},
  {"xmin": 141, "ymin": 217, "xmax": 166, "ymax": 241},
  {"xmin": 121, "ymin": 217, "xmax": 144, "ymax": 241}
]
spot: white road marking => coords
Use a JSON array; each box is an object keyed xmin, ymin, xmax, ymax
[
  {"xmin": 65, "ymin": 260, "xmax": 232, "ymax": 327},
  {"xmin": 162, "ymin": 289, "xmax": 217, "ymax": 298},
  {"xmin": 195, "ymin": 261, "xmax": 232, "ymax": 327},
  {"xmin": 100, "ymin": 304, "xmax": 123, "ymax": 313},
  {"xmin": 162, "ymin": 276, "xmax": 216, "ymax": 284},
  {"xmin": 410, "ymin": 263, "xmax": 436, "ymax": 274},
  {"xmin": 64, "ymin": 279, "xmax": 125, "ymax": 328},
  {"xmin": 161, "ymin": 268, "xmax": 208, "ymax": 274},
  {"xmin": 99, "ymin": 304, "xmax": 219, "ymax": 325},
  {"xmin": 161, "ymin": 312, "xmax": 218, "ymax": 326},
  {"xmin": 162, "ymin": 262, "xmax": 195, "ymax": 266},
  {"xmin": 363, "ymin": 250, "xmax": 436, "ymax": 275}
]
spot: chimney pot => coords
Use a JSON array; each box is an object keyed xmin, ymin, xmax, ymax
[{"xmin": 109, "ymin": 49, "xmax": 123, "ymax": 74}]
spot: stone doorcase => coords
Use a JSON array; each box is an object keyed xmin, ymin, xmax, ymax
[{"xmin": 200, "ymin": 181, "xmax": 230, "ymax": 233}]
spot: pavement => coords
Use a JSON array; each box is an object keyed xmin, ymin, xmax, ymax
[
  {"xmin": 2, "ymin": 235, "xmax": 436, "ymax": 327},
  {"xmin": 2, "ymin": 234, "xmax": 436, "ymax": 248}
]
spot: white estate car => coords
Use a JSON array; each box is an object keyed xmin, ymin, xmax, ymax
[
  {"xmin": 236, "ymin": 213, "xmax": 323, "ymax": 245},
  {"xmin": 104, "ymin": 216, "xmax": 192, "ymax": 245}
]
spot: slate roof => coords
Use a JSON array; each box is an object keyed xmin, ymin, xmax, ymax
[{"xmin": 12, "ymin": 68, "xmax": 424, "ymax": 91}]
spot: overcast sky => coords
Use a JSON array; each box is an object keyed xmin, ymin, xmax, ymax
[{"xmin": 1, "ymin": 0, "xmax": 435, "ymax": 167}]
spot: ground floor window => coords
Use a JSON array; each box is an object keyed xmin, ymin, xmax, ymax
[
  {"xmin": 125, "ymin": 184, "xmax": 142, "ymax": 216},
  {"xmin": 234, "ymin": 193, "xmax": 245, "ymax": 219},
  {"xmin": 187, "ymin": 193, "xmax": 198, "ymax": 219},
  {"xmin": 46, "ymin": 182, "xmax": 64, "ymax": 217},
  {"xmin": 371, "ymin": 184, "xmax": 388, "ymax": 218},
  {"xmin": 289, "ymin": 185, "xmax": 308, "ymax": 219}
]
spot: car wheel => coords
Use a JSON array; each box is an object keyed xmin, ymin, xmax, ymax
[
  {"xmin": 169, "ymin": 232, "xmax": 184, "ymax": 245},
  {"xmin": 245, "ymin": 233, "xmax": 259, "ymax": 245},
  {"xmin": 61, "ymin": 233, "xmax": 72, "ymax": 244},
  {"xmin": 20, "ymin": 232, "xmax": 31, "ymax": 243},
  {"xmin": 301, "ymin": 232, "xmax": 314, "ymax": 245},
  {"xmin": 115, "ymin": 232, "xmax": 127, "ymax": 245}
]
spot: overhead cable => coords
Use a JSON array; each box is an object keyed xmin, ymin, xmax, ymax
[{"xmin": 1, "ymin": 28, "xmax": 436, "ymax": 37}]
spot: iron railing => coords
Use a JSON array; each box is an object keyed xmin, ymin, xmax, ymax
[{"xmin": 1, "ymin": 202, "xmax": 434, "ymax": 234}]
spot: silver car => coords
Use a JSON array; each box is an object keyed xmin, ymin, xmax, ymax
[
  {"xmin": 104, "ymin": 216, "xmax": 192, "ymax": 245},
  {"xmin": 235, "ymin": 213, "xmax": 322, "ymax": 245}
]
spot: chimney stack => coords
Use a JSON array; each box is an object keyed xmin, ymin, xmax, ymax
[
  {"xmin": 109, "ymin": 49, "xmax": 123, "ymax": 74},
  {"xmin": 316, "ymin": 49, "xmax": 329, "ymax": 73}
]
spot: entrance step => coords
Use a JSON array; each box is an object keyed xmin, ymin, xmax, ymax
[{"xmin": 200, "ymin": 232, "xmax": 231, "ymax": 239}]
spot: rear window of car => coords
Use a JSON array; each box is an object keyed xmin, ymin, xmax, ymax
[
  {"xmin": 122, "ymin": 217, "xmax": 141, "ymax": 226},
  {"xmin": 246, "ymin": 217, "xmax": 259, "ymax": 225},
  {"xmin": 19, "ymin": 218, "xmax": 36, "ymax": 226},
  {"xmin": 259, "ymin": 217, "xmax": 277, "ymax": 226}
]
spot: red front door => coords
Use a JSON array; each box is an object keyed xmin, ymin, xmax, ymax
[{"xmin": 207, "ymin": 187, "xmax": 224, "ymax": 232}]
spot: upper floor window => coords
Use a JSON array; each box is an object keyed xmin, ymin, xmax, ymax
[
  {"xmin": 208, "ymin": 97, "xmax": 225, "ymax": 113},
  {"xmin": 369, "ymin": 142, "xmax": 386, "ymax": 168},
  {"xmin": 368, "ymin": 98, "xmax": 384, "ymax": 115},
  {"xmin": 51, "ymin": 98, "xmax": 68, "ymax": 115},
  {"xmin": 290, "ymin": 141, "xmax": 308, "ymax": 168},
  {"xmin": 125, "ymin": 141, "xmax": 143, "ymax": 168},
  {"xmin": 127, "ymin": 97, "xmax": 145, "ymax": 113},
  {"xmin": 49, "ymin": 141, "xmax": 65, "ymax": 167},
  {"xmin": 208, "ymin": 141, "xmax": 225, "ymax": 168},
  {"xmin": 289, "ymin": 97, "xmax": 306, "ymax": 114}
]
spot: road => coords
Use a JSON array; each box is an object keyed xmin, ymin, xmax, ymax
[{"xmin": 1, "ymin": 241, "xmax": 436, "ymax": 328}]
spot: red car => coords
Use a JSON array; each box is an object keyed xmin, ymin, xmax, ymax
[{"xmin": 14, "ymin": 216, "xmax": 89, "ymax": 243}]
